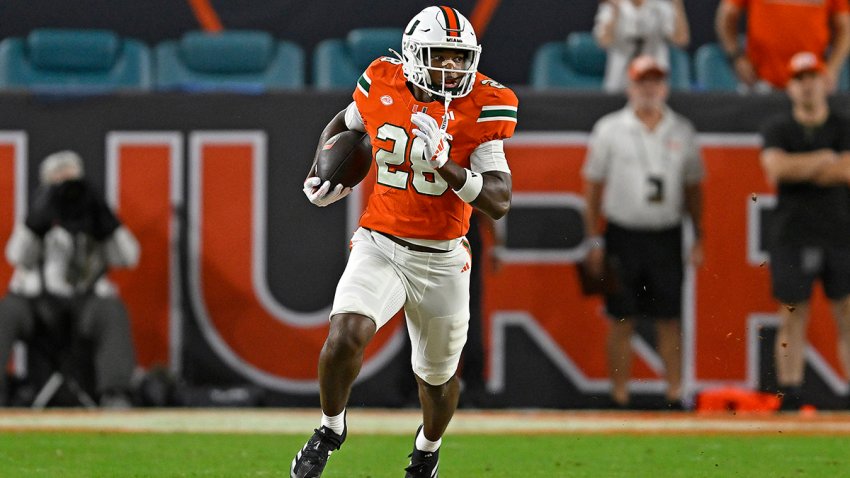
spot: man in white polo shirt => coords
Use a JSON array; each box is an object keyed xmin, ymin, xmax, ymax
[{"xmin": 582, "ymin": 55, "xmax": 705, "ymax": 409}]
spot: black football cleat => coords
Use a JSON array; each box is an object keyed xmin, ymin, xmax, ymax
[
  {"xmin": 404, "ymin": 425, "xmax": 440, "ymax": 478},
  {"xmin": 290, "ymin": 423, "xmax": 346, "ymax": 478}
]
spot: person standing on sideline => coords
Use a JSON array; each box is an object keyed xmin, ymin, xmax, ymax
[
  {"xmin": 715, "ymin": 0, "xmax": 850, "ymax": 92},
  {"xmin": 759, "ymin": 51, "xmax": 850, "ymax": 410},
  {"xmin": 582, "ymin": 55, "xmax": 704, "ymax": 409},
  {"xmin": 594, "ymin": 0, "xmax": 690, "ymax": 93},
  {"xmin": 292, "ymin": 5, "xmax": 517, "ymax": 478}
]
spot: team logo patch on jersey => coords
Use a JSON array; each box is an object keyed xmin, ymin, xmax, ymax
[{"xmin": 381, "ymin": 95, "xmax": 393, "ymax": 106}]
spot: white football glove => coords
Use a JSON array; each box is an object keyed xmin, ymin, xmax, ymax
[
  {"xmin": 411, "ymin": 112, "xmax": 450, "ymax": 169},
  {"xmin": 303, "ymin": 177, "xmax": 351, "ymax": 207}
]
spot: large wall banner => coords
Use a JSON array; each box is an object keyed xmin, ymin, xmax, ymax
[{"xmin": 0, "ymin": 91, "xmax": 847, "ymax": 408}]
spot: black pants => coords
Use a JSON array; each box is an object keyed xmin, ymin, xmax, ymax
[
  {"xmin": 604, "ymin": 223, "xmax": 684, "ymax": 320},
  {"xmin": 0, "ymin": 293, "xmax": 136, "ymax": 405}
]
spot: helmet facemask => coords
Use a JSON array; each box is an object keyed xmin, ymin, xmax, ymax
[
  {"xmin": 402, "ymin": 41, "xmax": 480, "ymax": 98},
  {"xmin": 396, "ymin": 6, "xmax": 482, "ymax": 99}
]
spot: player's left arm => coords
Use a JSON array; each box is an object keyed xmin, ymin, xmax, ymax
[
  {"xmin": 444, "ymin": 83, "xmax": 517, "ymax": 219},
  {"xmin": 411, "ymin": 81, "xmax": 517, "ymax": 219},
  {"xmin": 438, "ymin": 155, "xmax": 511, "ymax": 220},
  {"xmin": 473, "ymin": 170, "xmax": 511, "ymax": 219}
]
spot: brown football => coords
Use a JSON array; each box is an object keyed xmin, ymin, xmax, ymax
[{"xmin": 316, "ymin": 130, "xmax": 373, "ymax": 187}]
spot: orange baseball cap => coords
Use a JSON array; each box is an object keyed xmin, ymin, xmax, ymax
[
  {"xmin": 788, "ymin": 51, "xmax": 825, "ymax": 78},
  {"xmin": 628, "ymin": 55, "xmax": 668, "ymax": 81}
]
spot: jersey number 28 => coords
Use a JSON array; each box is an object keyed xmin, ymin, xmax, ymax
[{"xmin": 374, "ymin": 123, "xmax": 451, "ymax": 196}]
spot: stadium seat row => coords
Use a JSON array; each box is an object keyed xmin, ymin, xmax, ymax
[
  {"xmin": 530, "ymin": 31, "xmax": 850, "ymax": 92},
  {"xmin": 2, "ymin": 28, "xmax": 846, "ymax": 94},
  {"xmin": 0, "ymin": 28, "xmax": 403, "ymax": 94}
]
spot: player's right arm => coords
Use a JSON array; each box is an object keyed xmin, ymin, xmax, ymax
[
  {"xmin": 307, "ymin": 101, "xmax": 369, "ymax": 179},
  {"xmin": 303, "ymin": 107, "xmax": 358, "ymax": 207},
  {"xmin": 307, "ymin": 109, "xmax": 347, "ymax": 179}
]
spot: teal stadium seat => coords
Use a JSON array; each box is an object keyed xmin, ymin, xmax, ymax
[
  {"xmin": 313, "ymin": 28, "xmax": 403, "ymax": 89},
  {"xmin": 668, "ymin": 46, "xmax": 693, "ymax": 91},
  {"xmin": 694, "ymin": 43, "xmax": 738, "ymax": 91},
  {"xmin": 531, "ymin": 32, "xmax": 606, "ymax": 90},
  {"xmin": 155, "ymin": 30, "xmax": 304, "ymax": 92},
  {"xmin": 695, "ymin": 40, "xmax": 849, "ymax": 91},
  {"xmin": 0, "ymin": 29, "xmax": 151, "ymax": 92},
  {"xmin": 532, "ymin": 31, "xmax": 692, "ymax": 91}
]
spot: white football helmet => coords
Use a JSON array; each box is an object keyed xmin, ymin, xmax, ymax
[{"xmin": 398, "ymin": 6, "xmax": 481, "ymax": 98}]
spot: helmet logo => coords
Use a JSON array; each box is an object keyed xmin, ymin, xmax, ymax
[{"xmin": 404, "ymin": 20, "xmax": 420, "ymax": 36}]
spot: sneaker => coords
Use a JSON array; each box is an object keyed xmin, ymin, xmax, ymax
[
  {"xmin": 404, "ymin": 425, "xmax": 439, "ymax": 478},
  {"xmin": 290, "ymin": 424, "xmax": 346, "ymax": 478}
]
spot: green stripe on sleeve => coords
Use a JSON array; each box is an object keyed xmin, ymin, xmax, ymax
[
  {"xmin": 479, "ymin": 108, "xmax": 517, "ymax": 119},
  {"xmin": 357, "ymin": 75, "xmax": 370, "ymax": 93}
]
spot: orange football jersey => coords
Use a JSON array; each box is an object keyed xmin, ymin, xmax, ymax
[
  {"xmin": 726, "ymin": 0, "xmax": 849, "ymax": 87},
  {"xmin": 353, "ymin": 57, "xmax": 518, "ymax": 240}
]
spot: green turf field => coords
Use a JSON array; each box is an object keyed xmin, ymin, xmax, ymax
[{"xmin": 1, "ymin": 431, "xmax": 848, "ymax": 477}]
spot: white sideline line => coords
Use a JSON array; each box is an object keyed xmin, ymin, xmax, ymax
[{"xmin": 1, "ymin": 409, "xmax": 850, "ymax": 435}]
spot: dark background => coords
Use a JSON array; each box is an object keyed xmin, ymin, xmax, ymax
[{"xmin": 0, "ymin": 0, "xmax": 723, "ymax": 86}]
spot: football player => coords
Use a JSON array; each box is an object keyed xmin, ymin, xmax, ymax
[{"xmin": 292, "ymin": 5, "xmax": 518, "ymax": 478}]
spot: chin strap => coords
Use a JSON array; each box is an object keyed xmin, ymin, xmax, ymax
[
  {"xmin": 440, "ymin": 93, "xmax": 453, "ymax": 138},
  {"xmin": 388, "ymin": 48, "xmax": 404, "ymax": 63}
]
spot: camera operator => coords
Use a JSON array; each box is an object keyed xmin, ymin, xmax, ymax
[{"xmin": 0, "ymin": 150, "xmax": 140, "ymax": 408}]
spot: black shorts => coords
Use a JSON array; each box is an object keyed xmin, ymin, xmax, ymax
[
  {"xmin": 769, "ymin": 244, "xmax": 850, "ymax": 304},
  {"xmin": 604, "ymin": 223, "xmax": 683, "ymax": 320}
]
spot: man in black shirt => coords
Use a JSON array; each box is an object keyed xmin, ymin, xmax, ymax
[{"xmin": 760, "ymin": 51, "xmax": 850, "ymax": 410}]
